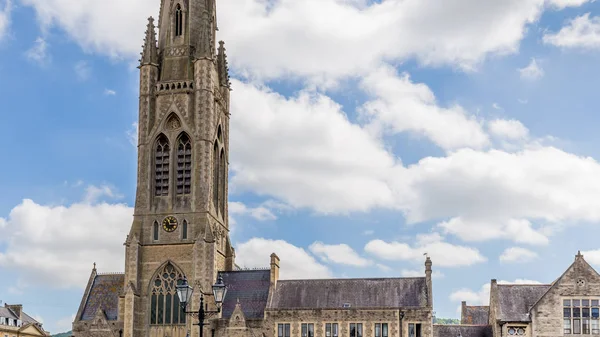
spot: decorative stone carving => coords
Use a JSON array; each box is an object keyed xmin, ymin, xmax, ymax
[{"xmin": 166, "ymin": 113, "xmax": 181, "ymax": 130}]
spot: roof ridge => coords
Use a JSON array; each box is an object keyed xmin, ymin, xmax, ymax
[{"xmin": 279, "ymin": 276, "xmax": 425, "ymax": 282}]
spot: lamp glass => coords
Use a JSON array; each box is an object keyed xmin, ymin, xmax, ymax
[
  {"xmin": 176, "ymin": 278, "xmax": 193, "ymax": 306},
  {"xmin": 212, "ymin": 275, "xmax": 227, "ymax": 304}
]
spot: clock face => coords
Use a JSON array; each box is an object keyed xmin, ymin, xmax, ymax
[{"xmin": 162, "ymin": 216, "xmax": 178, "ymax": 232}]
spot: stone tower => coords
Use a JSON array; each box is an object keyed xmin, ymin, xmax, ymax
[{"xmin": 123, "ymin": 0, "xmax": 234, "ymax": 336}]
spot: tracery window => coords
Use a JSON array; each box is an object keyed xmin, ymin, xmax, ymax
[
  {"xmin": 175, "ymin": 4, "xmax": 183, "ymax": 37},
  {"xmin": 176, "ymin": 133, "xmax": 192, "ymax": 195},
  {"xmin": 155, "ymin": 134, "xmax": 170, "ymax": 196},
  {"xmin": 150, "ymin": 263, "xmax": 186, "ymax": 325}
]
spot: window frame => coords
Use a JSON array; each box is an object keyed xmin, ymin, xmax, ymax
[
  {"xmin": 325, "ymin": 323, "xmax": 339, "ymax": 337},
  {"xmin": 375, "ymin": 323, "xmax": 389, "ymax": 337},
  {"xmin": 350, "ymin": 323, "xmax": 364, "ymax": 337},
  {"xmin": 408, "ymin": 323, "xmax": 422, "ymax": 337},
  {"xmin": 277, "ymin": 323, "xmax": 291, "ymax": 337},
  {"xmin": 565, "ymin": 298, "xmax": 600, "ymax": 335},
  {"xmin": 301, "ymin": 323, "xmax": 315, "ymax": 337}
]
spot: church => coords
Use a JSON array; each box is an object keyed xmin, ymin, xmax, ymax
[{"xmin": 71, "ymin": 1, "xmax": 600, "ymax": 337}]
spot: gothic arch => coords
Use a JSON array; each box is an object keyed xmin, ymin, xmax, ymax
[
  {"xmin": 219, "ymin": 149, "xmax": 226, "ymax": 216},
  {"xmin": 176, "ymin": 132, "xmax": 192, "ymax": 195},
  {"xmin": 154, "ymin": 134, "xmax": 170, "ymax": 196},
  {"xmin": 213, "ymin": 141, "xmax": 219, "ymax": 209},
  {"xmin": 148, "ymin": 261, "xmax": 187, "ymax": 325}
]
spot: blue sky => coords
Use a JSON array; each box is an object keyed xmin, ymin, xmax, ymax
[{"xmin": 4, "ymin": 0, "xmax": 600, "ymax": 334}]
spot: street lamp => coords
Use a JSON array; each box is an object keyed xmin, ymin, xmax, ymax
[{"xmin": 176, "ymin": 275, "xmax": 228, "ymax": 337}]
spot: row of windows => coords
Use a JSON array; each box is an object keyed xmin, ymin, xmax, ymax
[
  {"xmin": 564, "ymin": 299, "xmax": 600, "ymax": 334},
  {"xmin": 152, "ymin": 220, "xmax": 188, "ymax": 241},
  {"xmin": 277, "ymin": 323, "xmax": 421, "ymax": 337},
  {"xmin": 155, "ymin": 133, "xmax": 192, "ymax": 197},
  {"xmin": 0, "ymin": 317, "xmax": 20, "ymax": 326}
]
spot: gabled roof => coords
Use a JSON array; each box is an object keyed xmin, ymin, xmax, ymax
[
  {"xmin": 463, "ymin": 306, "xmax": 489, "ymax": 325},
  {"xmin": 529, "ymin": 252, "xmax": 600, "ymax": 311},
  {"xmin": 0, "ymin": 306, "xmax": 41, "ymax": 325},
  {"xmin": 433, "ymin": 325, "xmax": 492, "ymax": 337},
  {"xmin": 79, "ymin": 273, "xmax": 124, "ymax": 321},
  {"xmin": 497, "ymin": 284, "xmax": 550, "ymax": 322},
  {"xmin": 220, "ymin": 270, "xmax": 271, "ymax": 320},
  {"xmin": 268, "ymin": 277, "xmax": 427, "ymax": 309}
]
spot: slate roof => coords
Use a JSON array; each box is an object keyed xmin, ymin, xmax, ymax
[
  {"xmin": 80, "ymin": 274, "xmax": 124, "ymax": 321},
  {"xmin": 0, "ymin": 306, "xmax": 40, "ymax": 325},
  {"xmin": 463, "ymin": 306, "xmax": 489, "ymax": 325},
  {"xmin": 268, "ymin": 277, "xmax": 427, "ymax": 309},
  {"xmin": 497, "ymin": 284, "xmax": 551, "ymax": 322},
  {"xmin": 433, "ymin": 325, "xmax": 492, "ymax": 337},
  {"xmin": 220, "ymin": 270, "xmax": 271, "ymax": 320}
]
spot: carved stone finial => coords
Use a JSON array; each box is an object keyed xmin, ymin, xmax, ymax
[
  {"xmin": 141, "ymin": 16, "xmax": 159, "ymax": 65},
  {"xmin": 93, "ymin": 262, "xmax": 97, "ymax": 271},
  {"xmin": 217, "ymin": 41, "xmax": 230, "ymax": 88}
]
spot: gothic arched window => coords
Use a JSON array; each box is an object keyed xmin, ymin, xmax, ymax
[
  {"xmin": 153, "ymin": 221, "xmax": 159, "ymax": 241},
  {"xmin": 176, "ymin": 133, "xmax": 192, "ymax": 195},
  {"xmin": 182, "ymin": 220, "xmax": 188, "ymax": 240},
  {"xmin": 150, "ymin": 263, "xmax": 186, "ymax": 325},
  {"xmin": 175, "ymin": 4, "xmax": 183, "ymax": 37},
  {"xmin": 155, "ymin": 134, "xmax": 170, "ymax": 196},
  {"xmin": 213, "ymin": 141, "xmax": 219, "ymax": 210},
  {"xmin": 219, "ymin": 149, "xmax": 225, "ymax": 216}
]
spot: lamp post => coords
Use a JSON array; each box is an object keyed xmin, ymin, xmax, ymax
[{"xmin": 176, "ymin": 275, "xmax": 228, "ymax": 337}]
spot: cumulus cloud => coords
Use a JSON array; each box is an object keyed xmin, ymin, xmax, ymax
[
  {"xmin": 360, "ymin": 66, "xmax": 489, "ymax": 150},
  {"xmin": 0, "ymin": 0, "xmax": 10, "ymax": 42},
  {"xmin": 18, "ymin": 0, "xmax": 590, "ymax": 80},
  {"xmin": 580, "ymin": 249, "xmax": 600, "ymax": 266},
  {"xmin": 229, "ymin": 201, "xmax": 277, "ymax": 222},
  {"xmin": 235, "ymin": 238, "xmax": 332, "ymax": 279},
  {"xmin": 450, "ymin": 279, "xmax": 543, "ymax": 307},
  {"xmin": 544, "ymin": 13, "xmax": 600, "ymax": 49},
  {"xmin": 229, "ymin": 79, "xmax": 397, "ymax": 214},
  {"xmin": 364, "ymin": 233, "xmax": 487, "ymax": 267},
  {"xmin": 438, "ymin": 218, "xmax": 549, "ymax": 246},
  {"xmin": 499, "ymin": 247, "xmax": 539, "ymax": 263},
  {"xmin": 309, "ymin": 242, "xmax": 371, "ymax": 267},
  {"xmin": 518, "ymin": 58, "xmax": 544, "ymax": 80},
  {"xmin": 0, "ymin": 196, "xmax": 132, "ymax": 288},
  {"xmin": 25, "ymin": 37, "xmax": 50, "ymax": 65},
  {"xmin": 126, "ymin": 122, "xmax": 139, "ymax": 147},
  {"xmin": 488, "ymin": 119, "xmax": 530, "ymax": 140}
]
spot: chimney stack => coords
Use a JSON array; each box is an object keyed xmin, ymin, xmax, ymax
[
  {"xmin": 461, "ymin": 301, "xmax": 467, "ymax": 324},
  {"xmin": 270, "ymin": 253, "xmax": 280, "ymax": 286},
  {"xmin": 6, "ymin": 304, "xmax": 22, "ymax": 320}
]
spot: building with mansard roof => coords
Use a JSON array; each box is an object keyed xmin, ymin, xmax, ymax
[
  {"xmin": 0, "ymin": 304, "xmax": 49, "ymax": 337},
  {"xmin": 70, "ymin": 2, "xmax": 600, "ymax": 337}
]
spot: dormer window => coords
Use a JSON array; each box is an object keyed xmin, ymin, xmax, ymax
[{"xmin": 175, "ymin": 4, "xmax": 183, "ymax": 37}]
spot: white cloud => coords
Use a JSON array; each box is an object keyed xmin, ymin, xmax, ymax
[
  {"xmin": 401, "ymin": 269, "xmax": 445, "ymax": 279},
  {"xmin": 229, "ymin": 79, "xmax": 397, "ymax": 214},
  {"xmin": 360, "ymin": 66, "xmax": 490, "ymax": 150},
  {"xmin": 544, "ymin": 13, "xmax": 600, "ymax": 49},
  {"xmin": 518, "ymin": 58, "xmax": 544, "ymax": 80},
  {"xmin": 25, "ymin": 37, "xmax": 49, "ymax": 65},
  {"xmin": 0, "ymin": 0, "xmax": 10, "ymax": 42},
  {"xmin": 492, "ymin": 103, "xmax": 503, "ymax": 111},
  {"xmin": 104, "ymin": 89, "xmax": 117, "ymax": 96},
  {"xmin": 126, "ymin": 122, "xmax": 138, "ymax": 147},
  {"xmin": 547, "ymin": 0, "xmax": 593, "ymax": 10},
  {"xmin": 450, "ymin": 279, "xmax": 543, "ymax": 306},
  {"xmin": 229, "ymin": 201, "xmax": 277, "ymax": 221},
  {"xmin": 364, "ymin": 230, "xmax": 374, "ymax": 236},
  {"xmin": 309, "ymin": 242, "xmax": 371, "ymax": 267},
  {"xmin": 83, "ymin": 185, "xmax": 121, "ymax": 203},
  {"xmin": 0, "ymin": 198, "xmax": 132, "ymax": 288},
  {"xmin": 55, "ymin": 314, "xmax": 76, "ymax": 334},
  {"xmin": 74, "ymin": 61, "xmax": 91, "ymax": 81},
  {"xmin": 439, "ymin": 217, "xmax": 549, "ymax": 245},
  {"xmin": 580, "ymin": 249, "xmax": 600, "ymax": 265},
  {"xmin": 488, "ymin": 119, "xmax": 530, "ymax": 141},
  {"xmin": 235, "ymin": 238, "xmax": 332, "ymax": 279},
  {"xmin": 364, "ymin": 233, "xmax": 487, "ymax": 267},
  {"xmin": 19, "ymin": 0, "xmax": 591, "ymax": 80},
  {"xmin": 500, "ymin": 247, "xmax": 539, "ymax": 263}
]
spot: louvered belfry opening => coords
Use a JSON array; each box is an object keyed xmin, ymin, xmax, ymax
[{"xmin": 176, "ymin": 133, "xmax": 192, "ymax": 195}]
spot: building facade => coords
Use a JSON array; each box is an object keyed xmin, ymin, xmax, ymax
[
  {"xmin": 0, "ymin": 304, "xmax": 49, "ymax": 337},
  {"xmin": 71, "ymin": 2, "xmax": 600, "ymax": 337}
]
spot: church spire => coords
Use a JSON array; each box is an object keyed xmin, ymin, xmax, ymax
[
  {"xmin": 217, "ymin": 41, "xmax": 230, "ymax": 88},
  {"xmin": 140, "ymin": 17, "xmax": 158, "ymax": 66}
]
